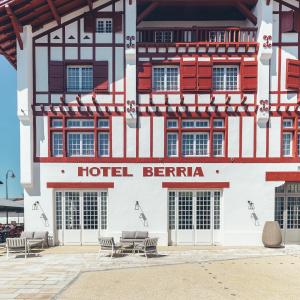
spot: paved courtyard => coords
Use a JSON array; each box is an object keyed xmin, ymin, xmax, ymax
[{"xmin": 0, "ymin": 245, "xmax": 300, "ymax": 299}]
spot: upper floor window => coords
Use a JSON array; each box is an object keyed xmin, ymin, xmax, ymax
[
  {"xmin": 96, "ymin": 18, "xmax": 112, "ymax": 33},
  {"xmin": 166, "ymin": 118, "xmax": 225, "ymax": 158},
  {"xmin": 155, "ymin": 31, "xmax": 173, "ymax": 43},
  {"xmin": 209, "ymin": 31, "xmax": 225, "ymax": 42},
  {"xmin": 67, "ymin": 66, "xmax": 93, "ymax": 92},
  {"xmin": 153, "ymin": 66, "xmax": 179, "ymax": 92},
  {"xmin": 282, "ymin": 118, "xmax": 297, "ymax": 157},
  {"xmin": 213, "ymin": 65, "xmax": 239, "ymax": 91}
]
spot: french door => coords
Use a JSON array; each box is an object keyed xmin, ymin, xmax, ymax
[
  {"xmin": 55, "ymin": 190, "xmax": 107, "ymax": 245},
  {"xmin": 275, "ymin": 183, "xmax": 300, "ymax": 244},
  {"xmin": 168, "ymin": 190, "xmax": 222, "ymax": 245}
]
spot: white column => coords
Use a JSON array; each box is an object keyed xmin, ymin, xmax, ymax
[
  {"xmin": 17, "ymin": 25, "xmax": 33, "ymax": 187},
  {"xmin": 125, "ymin": 0, "xmax": 137, "ymax": 127},
  {"xmin": 253, "ymin": 0, "xmax": 273, "ymax": 125}
]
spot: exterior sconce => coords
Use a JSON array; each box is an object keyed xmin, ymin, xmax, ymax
[
  {"xmin": 32, "ymin": 201, "xmax": 40, "ymax": 211},
  {"xmin": 248, "ymin": 201, "xmax": 255, "ymax": 210},
  {"xmin": 135, "ymin": 201, "xmax": 140, "ymax": 210}
]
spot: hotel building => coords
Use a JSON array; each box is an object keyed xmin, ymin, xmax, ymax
[{"xmin": 0, "ymin": 0, "xmax": 300, "ymax": 246}]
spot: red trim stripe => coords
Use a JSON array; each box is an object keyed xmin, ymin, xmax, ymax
[
  {"xmin": 47, "ymin": 182, "xmax": 114, "ymax": 188},
  {"xmin": 162, "ymin": 182, "xmax": 230, "ymax": 189},
  {"xmin": 266, "ymin": 172, "xmax": 300, "ymax": 182}
]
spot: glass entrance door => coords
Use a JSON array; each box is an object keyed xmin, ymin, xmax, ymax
[
  {"xmin": 275, "ymin": 183, "xmax": 300, "ymax": 244},
  {"xmin": 55, "ymin": 190, "xmax": 108, "ymax": 245},
  {"xmin": 168, "ymin": 190, "xmax": 222, "ymax": 245}
]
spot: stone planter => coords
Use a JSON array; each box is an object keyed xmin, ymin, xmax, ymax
[{"xmin": 262, "ymin": 221, "xmax": 283, "ymax": 248}]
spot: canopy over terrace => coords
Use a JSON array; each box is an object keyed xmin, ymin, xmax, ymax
[
  {"xmin": 0, "ymin": 0, "xmax": 264, "ymax": 67},
  {"xmin": 0, "ymin": 198, "xmax": 23, "ymax": 224}
]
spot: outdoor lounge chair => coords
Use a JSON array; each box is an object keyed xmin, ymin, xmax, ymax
[
  {"xmin": 97, "ymin": 237, "xmax": 122, "ymax": 258},
  {"xmin": 134, "ymin": 237, "xmax": 159, "ymax": 258},
  {"xmin": 6, "ymin": 238, "xmax": 29, "ymax": 259}
]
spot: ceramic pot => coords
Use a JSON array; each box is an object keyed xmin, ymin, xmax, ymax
[{"xmin": 262, "ymin": 221, "xmax": 283, "ymax": 248}]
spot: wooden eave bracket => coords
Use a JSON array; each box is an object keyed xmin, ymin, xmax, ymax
[
  {"xmin": 5, "ymin": 4, "xmax": 23, "ymax": 50},
  {"xmin": 137, "ymin": 2, "xmax": 159, "ymax": 25},
  {"xmin": 86, "ymin": 0, "xmax": 93, "ymax": 10},
  {"xmin": 46, "ymin": 0, "xmax": 61, "ymax": 25},
  {"xmin": 235, "ymin": 1, "xmax": 257, "ymax": 25}
]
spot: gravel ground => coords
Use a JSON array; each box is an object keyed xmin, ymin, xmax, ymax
[{"xmin": 58, "ymin": 255, "xmax": 300, "ymax": 300}]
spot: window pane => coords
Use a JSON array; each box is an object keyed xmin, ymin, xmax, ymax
[
  {"xmin": 214, "ymin": 191, "xmax": 221, "ymax": 230},
  {"xmin": 167, "ymin": 133, "xmax": 178, "ymax": 157},
  {"xmin": 83, "ymin": 192, "xmax": 98, "ymax": 230},
  {"xmin": 68, "ymin": 133, "xmax": 81, "ymax": 156},
  {"xmin": 55, "ymin": 192, "xmax": 62, "ymax": 230},
  {"xmin": 52, "ymin": 132, "xmax": 63, "ymax": 157},
  {"xmin": 155, "ymin": 31, "xmax": 173, "ymax": 43},
  {"xmin": 283, "ymin": 119, "xmax": 294, "ymax": 128},
  {"xmin": 153, "ymin": 68, "xmax": 165, "ymax": 91},
  {"xmin": 182, "ymin": 120, "xmax": 209, "ymax": 128},
  {"xmin": 166, "ymin": 67, "xmax": 179, "ymax": 91},
  {"xmin": 67, "ymin": 119, "xmax": 94, "ymax": 128},
  {"xmin": 168, "ymin": 191, "xmax": 176, "ymax": 230},
  {"xmin": 182, "ymin": 134, "xmax": 194, "ymax": 156},
  {"xmin": 195, "ymin": 133, "xmax": 209, "ymax": 156},
  {"xmin": 51, "ymin": 119, "xmax": 63, "ymax": 128},
  {"xmin": 101, "ymin": 191, "xmax": 108, "ymax": 230},
  {"xmin": 213, "ymin": 132, "xmax": 224, "ymax": 157},
  {"xmin": 282, "ymin": 132, "xmax": 292, "ymax": 157},
  {"xmin": 82, "ymin": 133, "xmax": 95, "ymax": 156},
  {"xmin": 67, "ymin": 67, "xmax": 80, "ymax": 91},
  {"xmin": 167, "ymin": 119, "xmax": 178, "ymax": 128},
  {"xmin": 213, "ymin": 67, "xmax": 225, "ymax": 90},
  {"xmin": 226, "ymin": 67, "xmax": 238, "ymax": 90},
  {"xmin": 96, "ymin": 19, "xmax": 112, "ymax": 33},
  {"xmin": 98, "ymin": 119, "xmax": 110, "ymax": 128},
  {"xmin": 81, "ymin": 67, "xmax": 93, "ymax": 91},
  {"xmin": 99, "ymin": 132, "xmax": 109, "ymax": 157},
  {"xmin": 213, "ymin": 119, "xmax": 225, "ymax": 128},
  {"xmin": 67, "ymin": 66, "xmax": 93, "ymax": 92}
]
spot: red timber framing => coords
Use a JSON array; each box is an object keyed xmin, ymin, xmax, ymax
[
  {"xmin": 162, "ymin": 182, "xmax": 230, "ymax": 189},
  {"xmin": 266, "ymin": 172, "xmax": 300, "ymax": 182},
  {"xmin": 47, "ymin": 182, "xmax": 114, "ymax": 188}
]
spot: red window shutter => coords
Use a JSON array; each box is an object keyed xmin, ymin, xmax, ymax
[
  {"xmin": 241, "ymin": 60, "xmax": 258, "ymax": 92},
  {"xmin": 84, "ymin": 13, "xmax": 95, "ymax": 33},
  {"xmin": 49, "ymin": 61, "xmax": 64, "ymax": 92},
  {"xmin": 114, "ymin": 12, "xmax": 123, "ymax": 32},
  {"xmin": 281, "ymin": 11, "xmax": 294, "ymax": 33},
  {"xmin": 181, "ymin": 61, "xmax": 197, "ymax": 92},
  {"xmin": 286, "ymin": 59, "xmax": 300, "ymax": 90},
  {"xmin": 138, "ymin": 63, "xmax": 152, "ymax": 92},
  {"xmin": 198, "ymin": 62, "xmax": 212, "ymax": 91},
  {"xmin": 94, "ymin": 61, "xmax": 109, "ymax": 92}
]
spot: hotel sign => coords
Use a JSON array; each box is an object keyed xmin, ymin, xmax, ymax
[{"xmin": 78, "ymin": 166, "xmax": 204, "ymax": 178}]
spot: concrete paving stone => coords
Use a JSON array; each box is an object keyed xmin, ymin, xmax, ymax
[
  {"xmin": 0, "ymin": 294, "xmax": 18, "ymax": 299},
  {"xmin": 29, "ymin": 280, "xmax": 58, "ymax": 285}
]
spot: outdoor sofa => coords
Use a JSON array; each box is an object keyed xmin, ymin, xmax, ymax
[
  {"xmin": 20, "ymin": 231, "xmax": 49, "ymax": 248},
  {"xmin": 120, "ymin": 231, "xmax": 149, "ymax": 243}
]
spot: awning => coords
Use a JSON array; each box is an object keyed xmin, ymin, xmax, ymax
[
  {"xmin": 266, "ymin": 172, "xmax": 300, "ymax": 182},
  {"xmin": 0, "ymin": 199, "xmax": 24, "ymax": 212}
]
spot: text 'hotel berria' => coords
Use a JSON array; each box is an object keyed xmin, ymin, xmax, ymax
[{"xmin": 78, "ymin": 166, "xmax": 204, "ymax": 177}]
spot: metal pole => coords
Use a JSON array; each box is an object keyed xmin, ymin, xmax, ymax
[
  {"xmin": 5, "ymin": 172, "xmax": 8, "ymax": 200},
  {"xmin": 6, "ymin": 211, "xmax": 8, "ymax": 225}
]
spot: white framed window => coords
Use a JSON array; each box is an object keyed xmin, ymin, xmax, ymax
[
  {"xmin": 67, "ymin": 133, "xmax": 95, "ymax": 157},
  {"xmin": 213, "ymin": 119, "xmax": 225, "ymax": 128},
  {"xmin": 67, "ymin": 66, "xmax": 93, "ymax": 92},
  {"xmin": 155, "ymin": 31, "xmax": 173, "ymax": 43},
  {"xmin": 52, "ymin": 132, "xmax": 63, "ymax": 157},
  {"xmin": 213, "ymin": 65, "xmax": 239, "ymax": 91},
  {"xmin": 209, "ymin": 31, "xmax": 225, "ymax": 42},
  {"xmin": 96, "ymin": 18, "xmax": 112, "ymax": 33},
  {"xmin": 51, "ymin": 119, "xmax": 63, "ymax": 128},
  {"xmin": 98, "ymin": 119, "xmax": 110, "ymax": 128},
  {"xmin": 167, "ymin": 119, "xmax": 178, "ymax": 128},
  {"xmin": 182, "ymin": 119, "xmax": 210, "ymax": 128},
  {"xmin": 167, "ymin": 133, "xmax": 178, "ymax": 157},
  {"xmin": 98, "ymin": 132, "xmax": 109, "ymax": 157},
  {"xmin": 182, "ymin": 133, "xmax": 209, "ymax": 157},
  {"xmin": 283, "ymin": 119, "xmax": 294, "ymax": 128},
  {"xmin": 67, "ymin": 119, "xmax": 94, "ymax": 128},
  {"xmin": 153, "ymin": 66, "xmax": 179, "ymax": 91},
  {"xmin": 282, "ymin": 132, "xmax": 293, "ymax": 157},
  {"xmin": 213, "ymin": 132, "xmax": 224, "ymax": 157}
]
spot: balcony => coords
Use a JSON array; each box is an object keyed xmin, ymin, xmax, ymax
[
  {"xmin": 136, "ymin": 27, "xmax": 258, "ymax": 56},
  {"xmin": 137, "ymin": 27, "xmax": 257, "ymax": 44}
]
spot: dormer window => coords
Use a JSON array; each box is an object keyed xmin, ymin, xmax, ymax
[{"xmin": 96, "ymin": 18, "xmax": 113, "ymax": 33}]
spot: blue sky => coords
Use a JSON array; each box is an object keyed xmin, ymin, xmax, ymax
[{"xmin": 0, "ymin": 56, "xmax": 23, "ymax": 199}]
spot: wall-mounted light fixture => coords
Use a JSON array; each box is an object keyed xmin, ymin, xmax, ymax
[
  {"xmin": 135, "ymin": 201, "xmax": 140, "ymax": 210},
  {"xmin": 32, "ymin": 201, "xmax": 40, "ymax": 211},
  {"xmin": 248, "ymin": 200, "xmax": 255, "ymax": 210}
]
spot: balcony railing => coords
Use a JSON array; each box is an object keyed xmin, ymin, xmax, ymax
[{"xmin": 137, "ymin": 27, "xmax": 257, "ymax": 44}]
